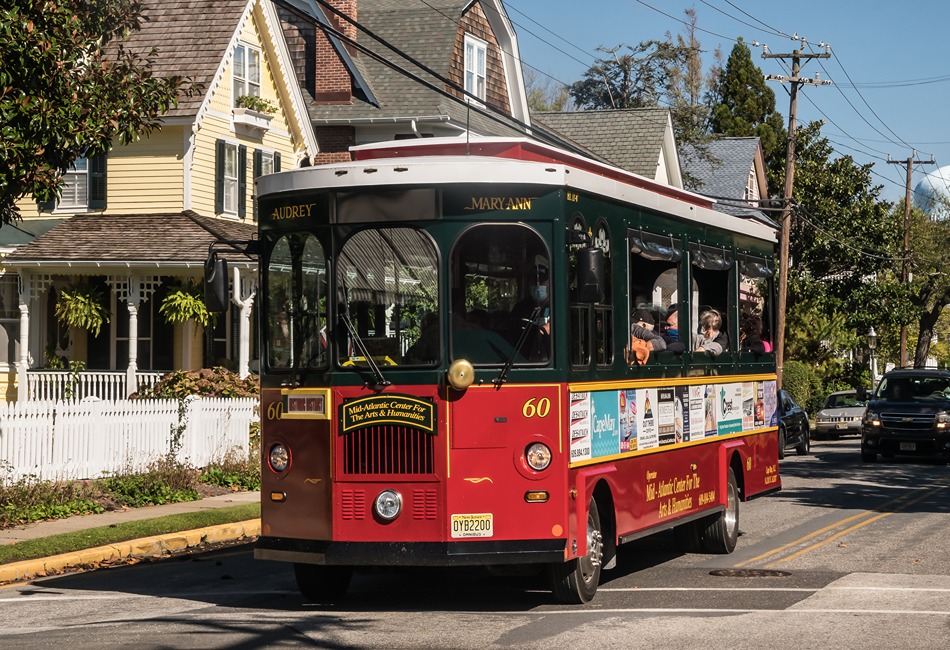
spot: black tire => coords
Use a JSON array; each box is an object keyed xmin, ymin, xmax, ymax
[
  {"xmin": 674, "ymin": 518, "xmax": 705, "ymax": 553},
  {"xmin": 293, "ymin": 563, "xmax": 353, "ymax": 603},
  {"xmin": 795, "ymin": 429, "xmax": 810, "ymax": 456},
  {"xmin": 549, "ymin": 498, "xmax": 603, "ymax": 604},
  {"xmin": 700, "ymin": 468, "xmax": 740, "ymax": 554},
  {"xmin": 777, "ymin": 426, "xmax": 787, "ymax": 460},
  {"xmin": 861, "ymin": 450, "xmax": 877, "ymax": 463}
]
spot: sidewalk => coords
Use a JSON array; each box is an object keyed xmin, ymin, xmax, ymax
[{"xmin": 0, "ymin": 491, "xmax": 261, "ymax": 584}]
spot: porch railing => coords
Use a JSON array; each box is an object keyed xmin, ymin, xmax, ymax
[{"xmin": 26, "ymin": 370, "xmax": 165, "ymax": 402}]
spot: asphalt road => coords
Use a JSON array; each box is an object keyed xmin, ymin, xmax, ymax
[{"xmin": 2, "ymin": 436, "xmax": 948, "ymax": 649}]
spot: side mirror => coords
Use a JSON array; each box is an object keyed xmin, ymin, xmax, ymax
[
  {"xmin": 204, "ymin": 256, "xmax": 229, "ymax": 312},
  {"xmin": 576, "ymin": 247, "xmax": 604, "ymax": 303}
]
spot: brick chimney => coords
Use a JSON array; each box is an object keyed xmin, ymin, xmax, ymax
[{"xmin": 314, "ymin": 0, "xmax": 357, "ymax": 104}]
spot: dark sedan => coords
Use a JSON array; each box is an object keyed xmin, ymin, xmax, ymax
[{"xmin": 778, "ymin": 389, "xmax": 810, "ymax": 459}]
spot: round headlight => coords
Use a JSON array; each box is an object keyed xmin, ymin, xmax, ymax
[
  {"xmin": 374, "ymin": 489, "xmax": 403, "ymax": 521},
  {"xmin": 269, "ymin": 443, "xmax": 290, "ymax": 472},
  {"xmin": 525, "ymin": 442, "xmax": 552, "ymax": 471}
]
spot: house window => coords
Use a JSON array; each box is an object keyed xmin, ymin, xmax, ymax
[
  {"xmin": 253, "ymin": 149, "xmax": 281, "ymax": 220},
  {"xmin": 745, "ymin": 168, "xmax": 759, "ymax": 204},
  {"xmin": 216, "ymin": 140, "xmax": 247, "ymax": 218},
  {"xmin": 463, "ymin": 34, "xmax": 487, "ymax": 102},
  {"xmin": 234, "ymin": 43, "xmax": 262, "ymax": 104},
  {"xmin": 41, "ymin": 153, "xmax": 107, "ymax": 212}
]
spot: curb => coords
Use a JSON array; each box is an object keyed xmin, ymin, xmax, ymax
[{"xmin": 0, "ymin": 518, "xmax": 261, "ymax": 585}]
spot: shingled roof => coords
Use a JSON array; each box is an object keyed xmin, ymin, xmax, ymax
[
  {"xmin": 309, "ymin": 0, "xmax": 526, "ymax": 137},
  {"xmin": 4, "ymin": 213, "xmax": 256, "ymax": 268},
  {"xmin": 531, "ymin": 108, "xmax": 673, "ymax": 179},
  {"xmin": 119, "ymin": 0, "xmax": 251, "ymax": 119},
  {"xmin": 679, "ymin": 137, "xmax": 773, "ymax": 223}
]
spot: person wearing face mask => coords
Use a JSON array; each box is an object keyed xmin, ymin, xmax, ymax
[{"xmin": 510, "ymin": 263, "xmax": 552, "ymax": 360}]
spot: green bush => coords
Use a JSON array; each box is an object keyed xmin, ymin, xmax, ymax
[
  {"xmin": 783, "ymin": 360, "xmax": 822, "ymax": 412},
  {"xmin": 131, "ymin": 367, "xmax": 259, "ymax": 399},
  {"xmin": 102, "ymin": 456, "xmax": 199, "ymax": 507},
  {"xmin": 200, "ymin": 448, "xmax": 261, "ymax": 491},
  {"xmin": 0, "ymin": 470, "xmax": 105, "ymax": 528}
]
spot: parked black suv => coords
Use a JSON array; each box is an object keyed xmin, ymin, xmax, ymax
[{"xmin": 861, "ymin": 368, "xmax": 950, "ymax": 463}]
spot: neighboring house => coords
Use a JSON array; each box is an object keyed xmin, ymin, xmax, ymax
[
  {"xmin": 278, "ymin": 0, "xmax": 532, "ymax": 163},
  {"xmin": 678, "ymin": 136, "xmax": 771, "ymax": 223},
  {"xmin": 531, "ymin": 108, "xmax": 684, "ymax": 188},
  {"xmin": 4, "ymin": 0, "xmax": 328, "ymax": 401}
]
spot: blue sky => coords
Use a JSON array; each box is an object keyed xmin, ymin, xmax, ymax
[{"xmin": 504, "ymin": 0, "xmax": 950, "ymax": 203}]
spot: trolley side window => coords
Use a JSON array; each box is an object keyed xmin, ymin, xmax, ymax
[
  {"xmin": 628, "ymin": 230, "xmax": 683, "ymax": 362},
  {"xmin": 689, "ymin": 243, "xmax": 735, "ymax": 357},
  {"xmin": 265, "ymin": 233, "xmax": 328, "ymax": 370}
]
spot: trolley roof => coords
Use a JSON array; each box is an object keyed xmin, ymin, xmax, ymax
[{"xmin": 256, "ymin": 137, "xmax": 777, "ymax": 242}]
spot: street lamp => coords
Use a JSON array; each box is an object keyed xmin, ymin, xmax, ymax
[{"xmin": 867, "ymin": 327, "xmax": 878, "ymax": 388}]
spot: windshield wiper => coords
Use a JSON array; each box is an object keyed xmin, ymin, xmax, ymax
[
  {"xmin": 339, "ymin": 312, "xmax": 390, "ymax": 389},
  {"xmin": 494, "ymin": 306, "xmax": 541, "ymax": 388}
]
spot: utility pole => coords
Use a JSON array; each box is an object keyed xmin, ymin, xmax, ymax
[
  {"xmin": 887, "ymin": 151, "xmax": 935, "ymax": 368},
  {"xmin": 759, "ymin": 37, "xmax": 831, "ymax": 389}
]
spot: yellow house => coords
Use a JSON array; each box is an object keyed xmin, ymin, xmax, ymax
[{"xmin": 4, "ymin": 0, "xmax": 327, "ymax": 401}]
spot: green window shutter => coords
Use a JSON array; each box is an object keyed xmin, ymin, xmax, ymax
[
  {"xmin": 274, "ymin": 151, "xmax": 281, "ymax": 172},
  {"xmin": 253, "ymin": 149, "xmax": 262, "ymax": 179},
  {"xmin": 89, "ymin": 152, "xmax": 107, "ymax": 209},
  {"xmin": 215, "ymin": 139, "xmax": 225, "ymax": 214},
  {"xmin": 238, "ymin": 145, "xmax": 247, "ymax": 219}
]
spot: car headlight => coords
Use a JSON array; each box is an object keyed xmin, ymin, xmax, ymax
[
  {"xmin": 864, "ymin": 411, "xmax": 881, "ymax": 427},
  {"xmin": 525, "ymin": 442, "xmax": 552, "ymax": 471},
  {"xmin": 374, "ymin": 489, "xmax": 402, "ymax": 521},
  {"xmin": 269, "ymin": 443, "xmax": 290, "ymax": 472},
  {"xmin": 936, "ymin": 412, "xmax": 950, "ymax": 429}
]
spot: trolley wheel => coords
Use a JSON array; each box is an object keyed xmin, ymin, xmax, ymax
[
  {"xmin": 549, "ymin": 497, "xmax": 603, "ymax": 604},
  {"xmin": 293, "ymin": 563, "xmax": 353, "ymax": 603},
  {"xmin": 700, "ymin": 468, "xmax": 740, "ymax": 554},
  {"xmin": 777, "ymin": 426, "xmax": 787, "ymax": 460}
]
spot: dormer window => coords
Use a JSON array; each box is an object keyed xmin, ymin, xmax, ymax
[
  {"xmin": 463, "ymin": 34, "xmax": 487, "ymax": 102},
  {"xmin": 234, "ymin": 43, "xmax": 262, "ymax": 105}
]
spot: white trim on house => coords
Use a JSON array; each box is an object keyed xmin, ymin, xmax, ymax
[{"xmin": 479, "ymin": 0, "xmax": 531, "ymax": 126}]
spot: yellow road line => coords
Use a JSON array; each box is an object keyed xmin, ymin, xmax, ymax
[{"xmin": 735, "ymin": 478, "xmax": 949, "ymax": 568}]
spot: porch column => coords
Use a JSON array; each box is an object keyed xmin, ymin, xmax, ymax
[
  {"xmin": 232, "ymin": 266, "xmax": 257, "ymax": 378},
  {"xmin": 16, "ymin": 272, "xmax": 54, "ymax": 401},
  {"xmin": 16, "ymin": 273, "xmax": 30, "ymax": 401},
  {"xmin": 107, "ymin": 274, "xmax": 161, "ymax": 397}
]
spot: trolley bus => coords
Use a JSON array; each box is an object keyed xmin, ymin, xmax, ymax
[{"xmin": 224, "ymin": 137, "xmax": 781, "ymax": 604}]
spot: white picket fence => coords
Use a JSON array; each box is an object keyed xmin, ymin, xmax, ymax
[
  {"xmin": 26, "ymin": 370, "xmax": 165, "ymax": 401},
  {"xmin": 0, "ymin": 397, "xmax": 258, "ymax": 484}
]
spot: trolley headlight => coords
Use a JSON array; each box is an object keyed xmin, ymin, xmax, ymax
[
  {"xmin": 268, "ymin": 443, "xmax": 290, "ymax": 472},
  {"xmin": 374, "ymin": 489, "xmax": 403, "ymax": 521},
  {"xmin": 525, "ymin": 442, "xmax": 552, "ymax": 471}
]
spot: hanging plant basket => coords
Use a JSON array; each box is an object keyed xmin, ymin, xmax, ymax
[
  {"xmin": 160, "ymin": 281, "xmax": 212, "ymax": 327},
  {"xmin": 55, "ymin": 281, "xmax": 110, "ymax": 337}
]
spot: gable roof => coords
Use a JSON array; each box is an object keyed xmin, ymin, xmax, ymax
[
  {"xmin": 679, "ymin": 137, "xmax": 773, "ymax": 223},
  {"xmin": 4, "ymin": 213, "xmax": 257, "ymax": 269},
  {"xmin": 531, "ymin": 108, "xmax": 679, "ymax": 183},
  {"xmin": 308, "ymin": 0, "xmax": 527, "ymax": 137},
  {"xmin": 123, "ymin": 0, "xmax": 252, "ymax": 119}
]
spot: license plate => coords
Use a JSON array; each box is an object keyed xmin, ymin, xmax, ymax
[
  {"xmin": 900, "ymin": 442, "xmax": 916, "ymax": 451},
  {"xmin": 451, "ymin": 513, "xmax": 493, "ymax": 538},
  {"xmin": 836, "ymin": 422, "xmax": 847, "ymax": 430}
]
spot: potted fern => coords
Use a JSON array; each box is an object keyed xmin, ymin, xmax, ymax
[{"xmin": 160, "ymin": 281, "xmax": 213, "ymax": 328}]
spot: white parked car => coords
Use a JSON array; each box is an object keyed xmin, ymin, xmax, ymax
[{"xmin": 813, "ymin": 390, "xmax": 867, "ymax": 439}]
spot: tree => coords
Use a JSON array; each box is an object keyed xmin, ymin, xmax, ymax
[
  {"xmin": 0, "ymin": 0, "xmax": 196, "ymax": 224},
  {"xmin": 569, "ymin": 41, "xmax": 688, "ymax": 111},
  {"xmin": 906, "ymin": 204, "xmax": 950, "ymax": 366},
  {"xmin": 710, "ymin": 38, "xmax": 787, "ymax": 190},
  {"xmin": 665, "ymin": 8, "xmax": 721, "ymax": 146},
  {"xmin": 524, "ymin": 68, "xmax": 571, "ymax": 113},
  {"xmin": 784, "ymin": 121, "xmax": 907, "ymax": 367}
]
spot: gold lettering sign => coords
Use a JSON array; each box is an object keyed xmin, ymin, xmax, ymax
[
  {"xmin": 269, "ymin": 203, "xmax": 315, "ymax": 220},
  {"xmin": 465, "ymin": 196, "xmax": 534, "ymax": 211},
  {"xmin": 341, "ymin": 395, "xmax": 436, "ymax": 433}
]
